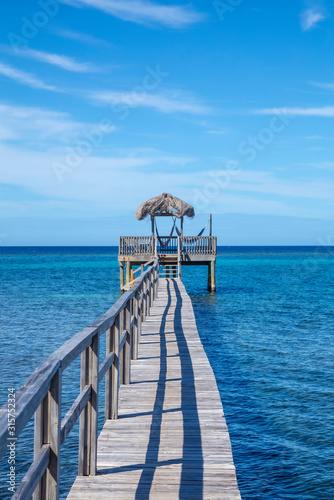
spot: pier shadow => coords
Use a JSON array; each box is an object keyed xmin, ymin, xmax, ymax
[{"xmin": 134, "ymin": 279, "xmax": 204, "ymax": 499}]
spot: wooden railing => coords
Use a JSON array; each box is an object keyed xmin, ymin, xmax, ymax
[
  {"xmin": 119, "ymin": 236, "xmax": 217, "ymax": 257},
  {"xmin": 180, "ymin": 236, "xmax": 217, "ymax": 255},
  {"xmin": 119, "ymin": 236, "xmax": 156, "ymax": 256},
  {"xmin": 156, "ymin": 236, "xmax": 178, "ymax": 254},
  {"xmin": 0, "ymin": 259, "xmax": 159, "ymax": 500}
]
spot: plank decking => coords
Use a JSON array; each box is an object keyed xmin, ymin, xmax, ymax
[{"xmin": 67, "ymin": 278, "xmax": 241, "ymax": 499}]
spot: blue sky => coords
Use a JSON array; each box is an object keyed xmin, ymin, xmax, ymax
[{"xmin": 0, "ymin": 0, "xmax": 333, "ymax": 245}]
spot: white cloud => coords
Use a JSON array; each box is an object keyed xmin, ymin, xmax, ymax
[
  {"xmin": 205, "ymin": 129, "xmax": 227, "ymax": 135},
  {"xmin": 91, "ymin": 90, "xmax": 212, "ymax": 115},
  {"xmin": 311, "ymin": 81, "xmax": 334, "ymax": 91},
  {"xmin": 253, "ymin": 106, "xmax": 334, "ymax": 117},
  {"xmin": 60, "ymin": 0, "xmax": 204, "ymax": 28},
  {"xmin": 0, "ymin": 61, "xmax": 58, "ymax": 91},
  {"xmin": 0, "ymin": 103, "xmax": 116, "ymax": 143},
  {"xmin": 11, "ymin": 47, "xmax": 100, "ymax": 73},
  {"xmin": 300, "ymin": 7, "xmax": 327, "ymax": 31},
  {"xmin": 54, "ymin": 28, "xmax": 111, "ymax": 47}
]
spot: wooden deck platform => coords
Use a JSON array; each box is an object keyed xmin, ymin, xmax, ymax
[{"xmin": 67, "ymin": 278, "xmax": 241, "ymax": 499}]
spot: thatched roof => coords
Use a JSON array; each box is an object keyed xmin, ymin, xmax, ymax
[{"xmin": 135, "ymin": 193, "xmax": 195, "ymax": 221}]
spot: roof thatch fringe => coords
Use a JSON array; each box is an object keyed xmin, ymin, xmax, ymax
[{"xmin": 135, "ymin": 193, "xmax": 195, "ymax": 220}]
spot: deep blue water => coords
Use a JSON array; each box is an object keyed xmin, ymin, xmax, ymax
[{"xmin": 0, "ymin": 246, "xmax": 333, "ymax": 499}]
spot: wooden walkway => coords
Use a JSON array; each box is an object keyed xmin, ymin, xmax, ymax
[{"xmin": 67, "ymin": 278, "xmax": 241, "ymax": 499}]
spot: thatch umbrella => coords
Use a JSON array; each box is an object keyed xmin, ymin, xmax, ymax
[{"xmin": 135, "ymin": 192, "xmax": 194, "ymax": 221}]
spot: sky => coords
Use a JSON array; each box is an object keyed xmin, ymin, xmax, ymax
[{"xmin": 0, "ymin": 0, "xmax": 334, "ymax": 245}]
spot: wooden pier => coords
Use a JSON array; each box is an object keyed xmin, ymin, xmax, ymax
[
  {"xmin": 68, "ymin": 278, "xmax": 240, "ymax": 499},
  {"xmin": 0, "ymin": 260, "xmax": 240, "ymax": 500}
]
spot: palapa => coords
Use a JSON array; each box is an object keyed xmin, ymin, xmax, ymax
[{"xmin": 135, "ymin": 193, "xmax": 195, "ymax": 220}]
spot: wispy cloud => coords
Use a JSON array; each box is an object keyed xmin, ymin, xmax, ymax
[
  {"xmin": 253, "ymin": 106, "xmax": 334, "ymax": 117},
  {"xmin": 300, "ymin": 6, "xmax": 327, "ymax": 31},
  {"xmin": 205, "ymin": 129, "xmax": 227, "ymax": 135},
  {"xmin": 91, "ymin": 90, "xmax": 212, "ymax": 115},
  {"xmin": 311, "ymin": 81, "xmax": 334, "ymax": 91},
  {"xmin": 7, "ymin": 47, "xmax": 100, "ymax": 73},
  {"xmin": 60, "ymin": 0, "xmax": 204, "ymax": 28},
  {"xmin": 0, "ymin": 61, "xmax": 58, "ymax": 91},
  {"xmin": 0, "ymin": 103, "xmax": 115, "ymax": 143},
  {"xmin": 53, "ymin": 28, "xmax": 112, "ymax": 47}
]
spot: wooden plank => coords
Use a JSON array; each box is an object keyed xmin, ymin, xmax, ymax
[
  {"xmin": 68, "ymin": 278, "xmax": 241, "ymax": 500},
  {"xmin": 12, "ymin": 445, "xmax": 50, "ymax": 500},
  {"xmin": 98, "ymin": 352, "xmax": 115, "ymax": 385},
  {"xmin": 61, "ymin": 385, "xmax": 91, "ymax": 445}
]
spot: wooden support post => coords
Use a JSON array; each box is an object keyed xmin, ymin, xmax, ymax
[
  {"xmin": 33, "ymin": 371, "xmax": 61, "ymax": 500},
  {"xmin": 119, "ymin": 264, "xmax": 124, "ymax": 290},
  {"xmin": 88, "ymin": 334, "xmax": 99, "ymax": 476},
  {"xmin": 47, "ymin": 370, "xmax": 61, "ymax": 500},
  {"xmin": 133, "ymin": 296, "xmax": 138, "ymax": 360},
  {"xmin": 207, "ymin": 263, "xmax": 211, "ymax": 291},
  {"xmin": 79, "ymin": 348, "xmax": 89, "ymax": 476},
  {"xmin": 210, "ymin": 260, "xmax": 216, "ymax": 293},
  {"xmin": 166, "ymin": 265, "xmax": 170, "ymax": 278},
  {"xmin": 151, "ymin": 215, "xmax": 154, "ymax": 237},
  {"xmin": 111, "ymin": 316, "xmax": 120, "ymax": 419},
  {"xmin": 131, "ymin": 268, "xmax": 135, "ymax": 283},
  {"xmin": 124, "ymin": 302, "xmax": 131, "ymax": 385},
  {"xmin": 33, "ymin": 397, "xmax": 48, "ymax": 500},
  {"xmin": 119, "ymin": 309, "xmax": 125, "ymax": 385},
  {"xmin": 126, "ymin": 261, "xmax": 131, "ymax": 286},
  {"xmin": 78, "ymin": 333, "xmax": 99, "ymax": 477},
  {"xmin": 105, "ymin": 326, "xmax": 113, "ymax": 421}
]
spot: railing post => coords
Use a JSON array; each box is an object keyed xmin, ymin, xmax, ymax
[
  {"xmin": 105, "ymin": 325, "xmax": 113, "ymax": 421},
  {"xmin": 119, "ymin": 309, "xmax": 125, "ymax": 385},
  {"xmin": 132, "ymin": 295, "xmax": 139, "ymax": 360},
  {"xmin": 33, "ymin": 370, "xmax": 61, "ymax": 500},
  {"xmin": 33, "ymin": 398, "xmax": 47, "ymax": 500},
  {"xmin": 79, "ymin": 333, "xmax": 99, "ymax": 477},
  {"xmin": 79, "ymin": 348, "xmax": 89, "ymax": 476},
  {"xmin": 111, "ymin": 315, "xmax": 120, "ymax": 419},
  {"xmin": 137, "ymin": 289, "xmax": 142, "ymax": 342},
  {"xmin": 124, "ymin": 301, "xmax": 131, "ymax": 384}
]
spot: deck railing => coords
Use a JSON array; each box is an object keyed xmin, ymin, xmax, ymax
[
  {"xmin": 180, "ymin": 236, "xmax": 217, "ymax": 255},
  {"xmin": 119, "ymin": 236, "xmax": 156, "ymax": 256},
  {"xmin": 119, "ymin": 236, "xmax": 217, "ymax": 257},
  {"xmin": 0, "ymin": 259, "xmax": 159, "ymax": 500}
]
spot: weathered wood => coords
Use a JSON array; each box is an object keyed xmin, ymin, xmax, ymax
[
  {"xmin": 0, "ymin": 259, "xmax": 159, "ymax": 499},
  {"xmin": 33, "ymin": 395, "xmax": 48, "ymax": 500},
  {"xmin": 67, "ymin": 279, "xmax": 241, "ymax": 500},
  {"xmin": 88, "ymin": 333, "xmax": 99, "ymax": 476},
  {"xmin": 47, "ymin": 370, "xmax": 61, "ymax": 500},
  {"xmin": 78, "ymin": 348, "xmax": 89, "ymax": 476},
  {"xmin": 61, "ymin": 386, "xmax": 91, "ymax": 445},
  {"xmin": 13, "ymin": 445, "xmax": 50, "ymax": 500},
  {"xmin": 111, "ymin": 316, "xmax": 120, "ymax": 419},
  {"xmin": 98, "ymin": 352, "xmax": 115, "ymax": 385}
]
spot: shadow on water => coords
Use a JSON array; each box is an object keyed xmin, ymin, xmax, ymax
[{"xmin": 134, "ymin": 279, "xmax": 204, "ymax": 499}]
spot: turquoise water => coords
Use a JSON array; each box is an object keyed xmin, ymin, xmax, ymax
[{"xmin": 0, "ymin": 247, "xmax": 333, "ymax": 499}]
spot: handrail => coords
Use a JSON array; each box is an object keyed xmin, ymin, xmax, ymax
[
  {"xmin": 119, "ymin": 236, "xmax": 217, "ymax": 257},
  {"xmin": 0, "ymin": 258, "xmax": 159, "ymax": 499}
]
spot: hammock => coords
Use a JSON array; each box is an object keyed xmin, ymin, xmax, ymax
[{"xmin": 155, "ymin": 219, "xmax": 176, "ymax": 249}]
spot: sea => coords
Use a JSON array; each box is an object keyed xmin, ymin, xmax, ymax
[{"xmin": 0, "ymin": 246, "xmax": 333, "ymax": 499}]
